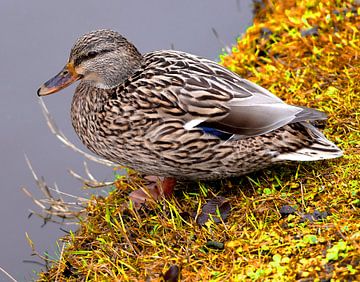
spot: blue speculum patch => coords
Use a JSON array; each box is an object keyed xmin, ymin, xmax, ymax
[{"xmin": 198, "ymin": 126, "xmax": 233, "ymax": 140}]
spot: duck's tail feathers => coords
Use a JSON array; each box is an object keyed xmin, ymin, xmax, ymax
[{"xmin": 275, "ymin": 122, "xmax": 343, "ymax": 162}]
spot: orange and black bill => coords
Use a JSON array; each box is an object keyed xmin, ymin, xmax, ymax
[{"xmin": 37, "ymin": 63, "xmax": 81, "ymax": 96}]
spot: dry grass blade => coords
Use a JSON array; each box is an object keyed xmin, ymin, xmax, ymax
[
  {"xmin": 0, "ymin": 265, "xmax": 17, "ymax": 282},
  {"xmin": 54, "ymin": 243, "xmax": 66, "ymax": 282},
  {"xmin": 23, "ymin": 155, "xmax": 88, "ymax": 223},
  {"xmin": 38, "ymin": 98, "xmax": 116, "ymax": 167},
  {"xmin": 67, "ymin": 161, "xmax": 114, "ymax": 188}
]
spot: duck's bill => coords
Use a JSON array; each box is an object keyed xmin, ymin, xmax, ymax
[{"xmin": 37, "ymin": 64, "xmax": 81, "ymax": 96}]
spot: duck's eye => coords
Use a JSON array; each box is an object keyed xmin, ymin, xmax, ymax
[
  {"xmin": 87, "ymin": 51, "xmax": 98, "ymax": 59},
  {"xmin": 74, "ymin": 51, "xmax": 98, "ymax": 66},
  {"xmin": 74, "ymin": 49, "xmax": 113, "ymax": 66}
]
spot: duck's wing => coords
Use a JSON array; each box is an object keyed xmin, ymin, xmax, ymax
[{"xmin": 140, "ymin": 50, "xmax": 326, "ymax": 138}]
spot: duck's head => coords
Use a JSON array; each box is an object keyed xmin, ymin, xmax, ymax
[{"xmin": 38, "ymin": 29, "xmax": 142, "ymax": 96}]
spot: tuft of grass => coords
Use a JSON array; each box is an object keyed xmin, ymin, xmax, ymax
[{"xmin": 38, "ymin": 0, "xmax": 359, "ymax": 281}]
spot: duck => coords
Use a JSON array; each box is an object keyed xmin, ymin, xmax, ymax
[{"xmin": 38, "ymin": 29, "xmax": 342, "ymax": 202}]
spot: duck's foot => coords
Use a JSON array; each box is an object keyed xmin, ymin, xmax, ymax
[{"xmin": 128, "ymin": 176, "xmax": 177, "ymax": 209}]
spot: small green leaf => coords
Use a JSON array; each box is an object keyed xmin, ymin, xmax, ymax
[
  {"xmin": 263, "ymin": 188, "xmax": 272, "ymax": 195},
  {"xmin": 303, "ymin": 235, "xmax": 318, "ymax": 245}
]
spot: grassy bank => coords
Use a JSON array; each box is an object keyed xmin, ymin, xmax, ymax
[{"xmin": 38, "ymin": 0, "xmax": 359, "ymax": 281}]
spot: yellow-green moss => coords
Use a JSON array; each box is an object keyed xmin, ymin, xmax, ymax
[{"xmin": 38, "ymin": 0, "xmax": 359, "ymax": 281}]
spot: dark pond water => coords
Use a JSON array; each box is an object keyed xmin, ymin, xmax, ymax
[{"xmin": 0, "ymin": 0, "xmax": 253, "ymax": 280}]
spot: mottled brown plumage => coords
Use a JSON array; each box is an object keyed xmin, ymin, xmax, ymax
[{"xmin": 38, "ymin": 29, "xmax": 342, "ymax": 181}]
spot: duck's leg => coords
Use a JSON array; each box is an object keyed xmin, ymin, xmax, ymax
[{"xmin": 129, "ymin": 176, "xmax": 177, "ymax": 208}]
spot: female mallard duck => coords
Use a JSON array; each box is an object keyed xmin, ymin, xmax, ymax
[{"xmin": 38, "ymin": 29, "xmax": 342, "ymax": 199}]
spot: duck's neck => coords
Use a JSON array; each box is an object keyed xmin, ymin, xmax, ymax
[{"xmin": 73, "ymin": 81, "xmax": 112, "ymax": 108}]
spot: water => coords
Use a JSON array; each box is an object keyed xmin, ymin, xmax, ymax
[{"xmin": 0, "ymin": 0, "xmax": 253, "ymax": 280}]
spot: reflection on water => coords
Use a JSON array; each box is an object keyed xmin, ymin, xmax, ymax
[{"xmin": 0, "ymin": 0, "xmax": 252, "ymax": 279}]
